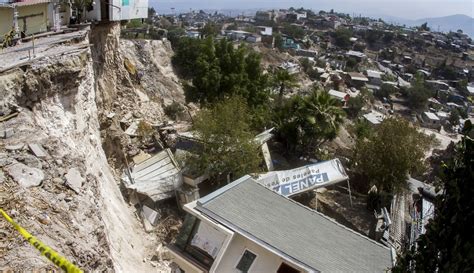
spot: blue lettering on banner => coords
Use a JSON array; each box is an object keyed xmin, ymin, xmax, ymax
[{"xmin": 279, "ymin": 173, "xmax": 329, "ymax": 196}]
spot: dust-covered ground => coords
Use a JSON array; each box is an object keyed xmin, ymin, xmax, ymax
[{"xmin": 0, "ymin": 24, "xmax": 185, "ymax": 272}]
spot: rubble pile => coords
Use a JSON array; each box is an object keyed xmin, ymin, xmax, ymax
[{"xmin": 0, "ymin": 24, "xmax": 181, "ymax": 270}]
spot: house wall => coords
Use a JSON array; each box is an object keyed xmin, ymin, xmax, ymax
[
  {"xmin": 213, "ymin": 233, "xmax": 306, "ymax": 273},
  {"xmin": 0, "ymin": 8, "xmax": 14, "ymax": 38},
  {"xmin": 110, "ymin": 0, "xmax": 148, "ymax": 21},
  {"xmin": 18, "ymin": 3, "xmax": 49, "ymax": 35}
]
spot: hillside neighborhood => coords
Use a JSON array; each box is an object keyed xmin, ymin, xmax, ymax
[{"xmin": 0, "ymin": 1, "xmax": 473, "ymax": 272}]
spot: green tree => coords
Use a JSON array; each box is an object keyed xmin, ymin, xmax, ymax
[
  {"xmin": 346, "ymin": 96, "xmax": 365, "ymax": 118},
  {"xmin": 274, "ymin": 33, "xmax": 284, "ymax": 50},
  {"xmin": 333, "ymin": 28, "xmax": 353, "ymax": 48},
  {"xmin": 282, "ymin": 24, "xmax": 305, "ymax": 39},
  {"xmin": 376, "ymin": 83, "xmax": 397, "ymax": 100},
  {"xmin": 272, "ymin": 69, "xmax": 299, "ymax": 103},
  {"xmin": 419, "ymin": 22, "xmax": 430, "ymax": 31},
  {"xmin": 175, "ymin": 37, "xmax": 270, "ymax": 106},
  {"xmin": 200, "ymin": 22, "xmax": 220, "ymax": 37},
  {"xmin": 406, "ymin": 73, "xmax": 433, "ymax": 111},
  {"xmin": 185, "ymin": 96, "xmax": 262, "ymax": 181},
  {"xmin": 167, "ymin": 27, "xmax": 186, "ymax": 47},
  {"xmin": 353, "ymin": 117, "xmax": 434, "ymax": 194},
  {"xmin": 274, "ymin": 90, "xmax": 345, "ymax": 154},
  {"xmin": 393, "ymin": 134, "xmax": 474, "ymax": 272},
  {"xmin": 449, "ymin": 108, "xmax": 460, "ymax": 128}
]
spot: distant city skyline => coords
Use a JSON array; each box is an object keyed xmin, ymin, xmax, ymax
[{"xmin": 152, "ymin": 0, "xmax": 473, "ymax": 20}]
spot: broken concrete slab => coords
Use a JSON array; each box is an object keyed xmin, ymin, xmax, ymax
[
  {"xmin": 125, "ymin": 120, "xmax": 139, "ymax": 136},
  {"xmin": 5, "ymin": 143, "xmax": 25, "ymax": 151},
  {"xmin": 4, "ymin": 162, "xmax": 44, "ymax": 187},
  {"xmin": 1, "ymin": 128, "xmax": 14, "ymax": 139},
  {"xmin": 65, "ymin": 168, "xmax": 84, "ymax": 194},
  {"xmin": 141, "ymin": 205, "xmax": 160, "ymax": 226},
  {"xmin": 28, "ymin": 143, "xmax": 49, "ymax": 158}
]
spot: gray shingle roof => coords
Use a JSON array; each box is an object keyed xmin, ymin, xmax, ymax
[{"xmin": 196, "ymin": 176, "xmax": 393, "ymax": 272}]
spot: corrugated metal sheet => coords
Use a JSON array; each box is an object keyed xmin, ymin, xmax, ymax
[{"xmin": 122, "ymin": 149, "xmax": 181, "ymax": 202}]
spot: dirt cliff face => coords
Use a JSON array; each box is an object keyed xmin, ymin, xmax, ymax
[{"xmin": 0, "ymin": 25, "xmax": 180, "ymax": 272}]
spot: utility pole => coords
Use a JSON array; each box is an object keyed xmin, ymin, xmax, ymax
[
  {"xmin": 13, "ymin": 5, "xmax": 19, "ymax": 38},
  {"xmin": 53, "ymin": 3, "xmax": 60, "ymax": 32}
]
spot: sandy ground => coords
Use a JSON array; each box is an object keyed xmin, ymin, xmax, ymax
[{"xmin": 419, "ymin": 127, "xmax": 461, "ymax": 157}]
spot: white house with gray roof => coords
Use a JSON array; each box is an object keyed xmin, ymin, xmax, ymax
[{"xmin": 167, "ymin": 175, "xmax": 393, "ymax": 273}]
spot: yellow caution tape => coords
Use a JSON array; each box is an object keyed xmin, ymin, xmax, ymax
[{"xmin": 0, "ymin": 208, "xmax": 83, "ymax": 273}]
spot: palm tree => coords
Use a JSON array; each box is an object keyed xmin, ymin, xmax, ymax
[
  {"xmin": 272, "ymin": 69, "xmax": 299, "ymax": 104},
  {"xmin": 273, "ymin": 89, "xmax": 345, "ymax": 155},
  {"xmin": 302, "ymin": 90, "xmax": 345, "ymax": 147}
]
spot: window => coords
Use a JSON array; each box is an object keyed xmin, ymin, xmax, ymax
[
  {"xmin": 174, "ymin": 214, "xmax": 198, "ymax": 250},
  {"xmin": 277, "ymin": 263, "xmax": 300, "ymax": 273},
  {"xmin": 236, "ymin": 250, "xmax": 257, "ymax": 272}
]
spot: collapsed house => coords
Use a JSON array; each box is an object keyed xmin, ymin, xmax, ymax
[
  {"xmin": 173, "ymin": 128, "xmax": 275, "ymax": 198},
  {"xmin": 167, "ymin": 176, "xmax": 394, "ymax": 273},
  {"xmin": 122, "ymin": 148, "xmax": 182, "ymax": 225}
]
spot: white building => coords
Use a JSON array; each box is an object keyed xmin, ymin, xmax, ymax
[
  {"xmin": 328, "ymin": 89, "xmax": 349, "ymax": 104},
  {"xmin": 85, "ymin": 0, "xmax": 148, "ymax": 22},
  {"xmin": 422, "ymin": 112, "xmax": 441, "ymax": 129},
  {"xmin": 257, "ymin": 26, "xmax": 272, "ymax": 36},
  {"xmin": 246, "ymin": 34, "xmax": 261, "ymax": 43},
  {"xmin": 363, "ymin": 110, "xmax": 385, "ymax": 125},
  {"xmin": 366, "ymin": 70, "xmax": 384, "ymax": 86},
  {"xmin": 279, "ymin": 61, "xmax": 300, "ymax": 75},
  {"xmin": 168, "ymin": 176, "xmax": 393, "ymax": 273}
]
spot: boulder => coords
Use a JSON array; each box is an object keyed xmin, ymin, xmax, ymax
[
  {"xmin": 5, "ymin": 162, "xmax": 44, "ymax": 187},
  {"xmin": 65, "ymin": 167, "xmax": 84, "ymax": 194}
]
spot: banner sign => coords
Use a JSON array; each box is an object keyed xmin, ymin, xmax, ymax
[{"xmin": 257, "ymin": 158, "xmax": 348, "ymax": 197}]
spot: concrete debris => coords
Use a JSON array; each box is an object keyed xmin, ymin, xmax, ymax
[
  {"xmin": 28, "ymin": 143, "xmax": 49, "ymax": 158},
  {"xmin": 125, "ymin": 120, "xmax": 139, "ymax": 136},
  {"xmin": 14, "ymin": 153, "xmax": 42, "ymax": 169},
  {"xmin": 4, "ymin": 162, "xmax": 45, "ymax": 188},
  {"xmin": 156, "ymin": 243, "xmax": 172, "ymax": 261},
  {"xmin": 141, "ymin": 205, "xmax": 160, "ymax": 226},
  {"xmin": 120, "ymin": 112, "xmax": 133, "ymax": 124},
  {"xmin": 5, "ymin": 143, "xmax": 25, "ymax": 151},
  {"xmin": 0, "ymin": 170, "xmax": 5, "ymax": 184},
  {"xmin": 106, "ymin": 112, "xmax": 116, "ymax": 119},
  {"xmin": 65, "ymin": 167, "xmax": 84, "ymax": 194},
  {"xmin": 1, "ymin": 128, "xmax": 14, "ymax": 139}
]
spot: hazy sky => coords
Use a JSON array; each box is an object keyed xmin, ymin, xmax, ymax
[{"xmin": 152, "ymin": 0, "xmax": 474, "ymax": 19}]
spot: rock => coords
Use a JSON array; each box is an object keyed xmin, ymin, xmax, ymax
[
  {"xmin": 4, "ymin": 162, "xmax": 44, "ymax": 187},
  {"xmin": 28, "ymin": 143, "xmax": 49, "ymax": 158},
  {"xmin": 0, "ymin": 170, "xmax": 4, "ymax": 184},
  {"xmin": 5, "ymin": 143, "xmax": 24, "ymax": 151},
  {"xmin": 1, "ymin": 128, "xmax": 14, "ymax": 139},
  {"xmin": 37, "ymin": 213, "xmax": 51, "ymax": 225},
  {"xmin": 15, "ymin": 154, "xmax": 42, "ymax": 169},
  {"xmin": 52, "ymin": 177, "xmax": 63, "ymax": 184},
  {"xmin": 0, "ymin": 153, "xmax": 15, "ymax": 167},
  {"xmin": 65, "ymin": 168, "xmax": 84, "ymax": 194}
]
